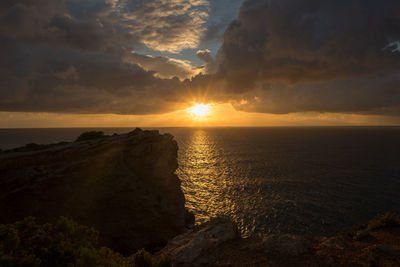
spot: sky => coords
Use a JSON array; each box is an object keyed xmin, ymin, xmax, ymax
[{"xmin": 1, "ymin": 0, "xmax": 400, "ymax": 127}]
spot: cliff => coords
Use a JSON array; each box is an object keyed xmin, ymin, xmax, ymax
[{"xmin": 0, "ymin": 128, "xmax": 190, "ymax": 254}]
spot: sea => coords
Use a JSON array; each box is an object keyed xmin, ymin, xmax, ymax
[{"xmin": 1, "ymin": 127, "xmax": 400, "ymax": 237}]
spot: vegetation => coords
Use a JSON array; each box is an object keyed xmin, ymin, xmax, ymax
[
  {"xmin": 0, "ymin": 217, "xmax": 173, "ymax": 267},
  {"xmin": 366, "ymin": 212, "xmax": 400, "ymax": 231},
  {"xmin": 346, "ymin": 213, "xmax": 400, "ymax": 238},
  {"xmin": 3, "ymin": 131, "xmax": 108, "ymax": 154},
  {"xmin": 75, "ymin": 131, "xmax": 106, "ymax": 142},
  {"xmin": 132, "ymin": 249, "xmax": 173, "ymax": 267},
  {"xmin": 4, "ymin": 142, "xmax": 70, "ymax": 154},
  {"xmin": 4, "ymin": 130, "xmax": 107, "ymax": 153}
]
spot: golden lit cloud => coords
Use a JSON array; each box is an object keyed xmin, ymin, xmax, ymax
[
  {"xmin": 115, "ymin": 0, "xmax": 210, "ymax": 53},
  {"xmin": 124, "ymin": 52, "xmax": 202, "ymax": 80}
]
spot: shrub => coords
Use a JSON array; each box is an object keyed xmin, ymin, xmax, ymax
[
  {"xmin": 0, "ymin": 217, "xmax": 174, "ymax": 267},
  {"xmin": 347, "ymin": 213, "xmax": 400, "ymax": 238},
  {"xmin": 133, "ymin": 249, "xmax": 153, "ymax": 267},
  {"xmin": 4, "ymin": 142, "xmax": 70, "ymax": 153},
  {"xmin": 75, "ymin": 131, "xmax": 105, "ymax": 142},
  {"xmin": 0, "ymin": 217, "xmax": 126, "ymax": 266},
  {"xmin": 132, "ymin": 249, "xmax": 173, "ymax": 267},
  {"xmin": 366, "ymin": 212, "xmax": 400, "ymax": 231}
]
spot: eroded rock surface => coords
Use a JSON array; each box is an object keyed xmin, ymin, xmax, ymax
[
  {"xmin": 161, "ymin": 217, "xmax": 240, "ymax": 264},
  {"xmin": 0, "ymin": 129, "xmax": 187, "ymax": 254},
  {"xmin": 262, "ymin": 234, "xmax": 313, "ymax": 257},
  {"xmin": 164, "ymin": 216, "xmax": 400, "ymax": 266}
]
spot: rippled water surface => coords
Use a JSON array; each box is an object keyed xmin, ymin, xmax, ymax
[
  {"xmin": 1, "ymin": 127, "xmax": 400, "ymax": 236},
  {"xmin": 171, "ymin": 127, "xmax": 400, "ymax": 237}
]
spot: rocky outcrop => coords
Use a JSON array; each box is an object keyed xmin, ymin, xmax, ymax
[
  {"xmin": 262, "ymin": 234, "xmax": 313, "ymax": 257},
  {"xmin": 0, "ymin": 128, "xmax": 188, "ymax": 254},
  {"xmin": 161, "ymin": 214, "xmax": 400, "ymax": 266},
  {"xmin": 161, "ymin": 217, "xmax": 240, "ymax": 264}
]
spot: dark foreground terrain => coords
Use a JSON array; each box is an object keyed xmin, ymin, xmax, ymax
[
  {"xmin": 1, "ymin": 129, "xmax": 399, "ymax": 266},
  {"xmin": 161, "ymin": 213, "xmax": 400, "ymax": 266},
  {"xmin": 0, "ymin": 129, "xmax": 191, "ymax": 254}
]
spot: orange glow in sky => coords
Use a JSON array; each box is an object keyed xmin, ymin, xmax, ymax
[{"xmin": 0, "ymin": 103, "xmax": 399, "ymax": 128}]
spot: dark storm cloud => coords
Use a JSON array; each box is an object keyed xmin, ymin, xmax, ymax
[
  {"xmin": 2, "ymin": 0, "xmax": 400, "ymax": 116},
  {"xmin": 215, "ymin": 0, "xmax": 400, "ymax": 115},
  {"xmin": 0, "ymin": 0, "xmax": 206, "ymax": 114},
  {"xmin": 0, "ymin": 43, "xmax": 187, "ymax": 114},
  {"xmin": 200, "ymin": 0, "xmax": 243, "ymax": 44}
]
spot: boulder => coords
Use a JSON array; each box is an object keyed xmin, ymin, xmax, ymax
[
  {"xmin": 0, "ymin": 128, "xmax": 187, "ymax": 254},
  {"xmin": 317, "ymin": 235, "xmax": 350, "ymax": 251},
  {"xmin": 161, "ymin": 217, "xmax": 240, "ymax": 263},
  {"xmin": 262, "ymin": 234, "xmax": 313, "ymax": 257}
]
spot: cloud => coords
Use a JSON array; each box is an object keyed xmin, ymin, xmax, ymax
[
  {"xmin": 0, "ymin": 0, "xmax": 208, "ymax": 115},
  {"xmin": 124, "ymin": 52, "xmax": 201, "ymax": 80},
  {"xmin": 110, "ymin": 0, "xmax": 210, "ymax": 53},
  {"xmin": 197, "ymin": 49, "xmax": 214, "ymax": 64},
  {"xmin": 2, "ymin": 0, "xmax": 400, "ymax": 117},
  {"xmin": 383, "ymin": 41, "xmax": 400, "ymax": 53},
  {"xmin": 196, "ymin": 49, "xmax": 218, "ymax": 74},
  {"xmin": 0, "ymin": 43, "xmax": 188, "ymax": 114},
  {"xmin": 199, "ymin": 0, "xmax": 243, "ymax": 45},
  {"xmin": 53, "ymin": 66, "xmax": 79, "ymax": 81},
  {"xmin": 214, "ymin": 0, "xmax": 400, "ymax": 115}
]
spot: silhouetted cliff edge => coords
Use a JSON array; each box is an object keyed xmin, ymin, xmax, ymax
[{"xmin": 0, "ymin": 128, "xmax": 191, "ymax": 254}]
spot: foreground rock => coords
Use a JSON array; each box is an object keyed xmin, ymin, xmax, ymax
[
  {"xmin": 164, "ymin": 214, "xmax": 400, "ymax": 266},
  {"xmin": 161, "ymin": 217, "xmax": 240, "ymax": 264},
  {"xmin": 0, "ymin": 129, "xmax": 188, "ymax": 254},
  {"xmin": 262, "ymin": 234, "xmax": 313, "ymax": 257}
]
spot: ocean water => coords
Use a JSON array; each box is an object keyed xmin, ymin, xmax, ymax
[{"xmin": 1, "ymin": 127, "xmax": 400, "ymax": 237}]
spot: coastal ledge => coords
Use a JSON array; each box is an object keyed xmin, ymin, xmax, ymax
[
  {"xmin": 0, "ymin": 128, "xmax": 193, "ymax": 254},
  {"xmin": 161, "ymin": 213, "xmax": 400, "ymax": 266}
]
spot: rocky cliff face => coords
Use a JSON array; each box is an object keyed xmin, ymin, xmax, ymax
[{"xmin": 0, "ymin": 129, "xmax": 189, "ymax": 254}]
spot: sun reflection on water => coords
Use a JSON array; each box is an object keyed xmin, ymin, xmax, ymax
[
  {"xmin": 177, "ymin": 130, "xmax": 234, "ymax": 223},
  {"xmin": 176, "ymin": 129, "xmax": 272, "ymax": 236}
]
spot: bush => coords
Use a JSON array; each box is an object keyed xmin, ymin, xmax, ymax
[
  {"xmin": 75, "ymin": 131, "xmax": 105, "ymax": 142},
  {"xmin": 133, "ymin": 249, "xmax": 153, "ymax": 267},
  {"xmin": 0, "ymin": 217, "xmax": 124, "ymax": 266},
  {"xmin": 348, "ymin": 213, "xmax": 400, "ymax": 238},
  {"xmin": 132, "ymin": 249, "xmax": 173, "ymax": 267},
  {"xmin": 4, "ymin": 142, "xmax": 70, "ymax": 153},
  {"xmin": 0, "ymin": 217, "xmax": 173, "ymax": 267},
  {"xmin": 366, "ymin": 213, "xmax": 400, "ymax": 231}
]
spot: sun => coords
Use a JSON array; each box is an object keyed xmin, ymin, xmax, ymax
[{"xmin": 187, "ymin": 104, "xmax": 211, "ymax": 119}]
